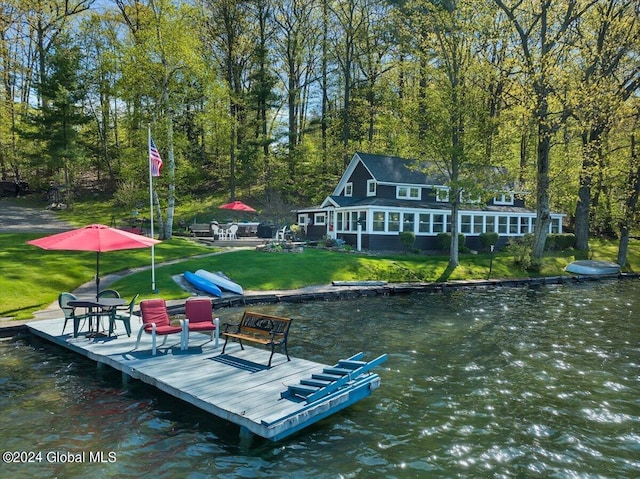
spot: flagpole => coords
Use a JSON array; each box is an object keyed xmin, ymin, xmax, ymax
[{"xmin": 148, "ymin": 124, "xmax": 157, "ymax": 293}]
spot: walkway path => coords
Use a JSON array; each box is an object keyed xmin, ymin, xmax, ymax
[{"xmin": 0, "ymin": 197, "xmax": 74, "ymax": 233}]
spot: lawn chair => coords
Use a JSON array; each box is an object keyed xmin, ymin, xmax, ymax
[
  {"xmin": 109, "ymin": 293, "xmax": 139, "ymax": 337},
  {"xmin": 227, "ymin": 224, "xmax": 238, "ymax": 239},
  {"xmin": 184, "ymin": 297, "xmax": 218, "ymax": 346},
  {"xmin": 59, "ymin": 292, "xmax": 88, "ymax": 338},
  {"xmin": 275, "ymin": 225, "xmax": 288, "ymax": 241},
  {"xmin": 96, "ymin": 289, "xmax": 121, "ymax": 330},
  {"xmin": 97, "ymin": 289, "xmax": 120, "ymax": 298},
  {"xmin": 212, "ymin": 223, "xmax": 227, "ymax": 240},
  {"xmin": 135, "ymin": 299, "xmax": 186, "ymax": 355}
]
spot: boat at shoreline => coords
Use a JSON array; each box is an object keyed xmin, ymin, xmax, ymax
[
  {"xmin": 183, "ymin": 270, "xmax": 222, "ymax": 297},
  {"xmin": 195, "ymin": 269, "xmax": 244, "ymax": 295},
  {"xmin": 565, "ymin": 260, "xmax": 621, "ymax": 276}
]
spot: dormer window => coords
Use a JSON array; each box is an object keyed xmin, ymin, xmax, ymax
[
  {"xmin": 460, "ymin": 191, "xmax": 481, "ymax": 204},
  {"xmin": 493, "ymin": 193, "xmax": 514, "ymax": 205},
  {"xmin": 397, "ymin": 186, "xmax": 420, "ymax": 200},
  {"xmin": 344, "ymin": 182, "xmax": 353, "ymax": 197},
  {"xmin": 435, "ymin": 187, "xmax": 450, "ymax": 202},
  {"xmin": 367, "ymin": 180, "xmax": 376, "ymax": 197}
]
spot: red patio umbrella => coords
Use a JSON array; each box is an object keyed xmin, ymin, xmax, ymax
[
  {"xmin": 27, "ymin": 224, "xmax": 160, "ymax": 297},
  {"xmin": 219, "ymin": 200, "xmax": 256, "ymax": 212}
]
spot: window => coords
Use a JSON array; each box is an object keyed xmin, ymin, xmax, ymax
[
  {"xmin": 403, "ymin": 213, "xmax": 415, "ymax": 233},
  {"xmin": 510, "ymin": 217, "xmax": 518, "ymax": 234},
  {"xmin": 344, "ymin": 183, "xmax": 353, "ymax": 197},
  {"xmin": 520, "ymin": 217, "xmax": 530, "ymax": 234},
  {"xmin": 493, "ymin": 193, "xmax": 514, "ymax": 205},
  {"xmin": 297, "ymin": 214, "xmax": 307, "ymax": 225},
  {"xmin": 367, "ymin": 180, "xmax": 376, "ymax": 197},
  {"xmin": 388, "ymin": 212, "xmax": 400, "ymax": 232},
  {"xmin": 435, "ymin": 187, "xmax": 450, "ymax": 202},
  {"xmin": 354, "ymin": 211, "xmax": 366, "ymax": 230},
  {"xmin": 486, "ymin": 215, "xmax": 495, "ymax": 233},
  {"xmin": 460, "ymin": 191, "xmax": 481, "ymax": 204},
  {"xmin": 343, "ymin": 212, "xmax": 351, "ymax": 231},
  {"xmin": 473, "ymin": 216, "xmax": 484, "ymax": 234},
  {"xmin": 336, "ymin": 212, "xmax": 344, "ymax": 230},
  {"xmin": 461, "ymin": 215, "xmax": 472, "ymax": 234},
  {"xmin": 433, "ymin": 214, "xmax": 446, "ymax": 233},
  {"xmin": 419, "ymin": 213, "xmax": 431, "ymax": 233},
  {"xmin": 397, "ymin": 186, "xmax": 421, "ymax": 200},
  {"xmin": 314, "ymin": 213, "xmax": 326, "ymax": 225},
  {"xmin": 350, "ymin": 211, "xmax": 360, "ymax": 231},
  {"xmin": 498, "ymin": 216, "xmax": 508, "ymax": 234},
  {"xmin": 373, "ymin": 211, "xmax": 385, "ymax": 231},
  {"xmin": 550, "ymin": 217, "xmax": 561, "ymax": 233}
]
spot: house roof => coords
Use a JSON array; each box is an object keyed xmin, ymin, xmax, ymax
[{"xmin": 354, "ymin": 152, "xmax": 448, "ymax": 186}]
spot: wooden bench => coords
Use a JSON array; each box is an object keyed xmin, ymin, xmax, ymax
[
  {"xmin": 221, "ymin": 311, "xmax": 293, "ymax": 367},
  {"xmin": 189, "ymin": 223, "xmax": 211, "ymax": 237}
]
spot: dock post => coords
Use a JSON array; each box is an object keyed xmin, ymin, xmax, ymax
[
  {"xmin": 214, "ymin": 317, "xmax": 219, "ymax": 348},
  {"xmin": 121, "ymin": 371, "xmax": 130, "ymax": 386},
  {"xmin": 239, "ymin": 426, "xmax": 253, "ymax": 450}
]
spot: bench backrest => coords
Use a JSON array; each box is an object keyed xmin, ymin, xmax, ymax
[{"xmin": 240, "ymin": 311, "xmax": 292, "ymax": 337}]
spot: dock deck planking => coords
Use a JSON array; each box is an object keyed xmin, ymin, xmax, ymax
[{"xmin": 26, "ymin": 317, "xmax": 382, "ymax": 441}]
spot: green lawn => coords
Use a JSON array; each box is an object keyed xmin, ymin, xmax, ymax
[{"xmin": 2, "ymin": 212, "xmax": 638, "ymax": 320}]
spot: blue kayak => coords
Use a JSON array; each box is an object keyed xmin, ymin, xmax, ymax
[{"xmin": 183, "ymin": 270, "xmax": 222, "ymax": 297}]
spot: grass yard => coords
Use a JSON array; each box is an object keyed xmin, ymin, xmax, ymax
[{"xmin": 2, "ymin": 194, "xmax": 638, "ymax": 320}]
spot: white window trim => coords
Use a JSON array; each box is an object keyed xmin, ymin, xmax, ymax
[
  {"xmin": 367, "ymin": 179, "xmax": 376, "ymax": 197},
  {"xmin": 344, "ymin": 182, "xmax": 353, "ymax": 197},
  {"xmin": 493, "ymin": 193, "xmax": 514, "ymax": 205},
  {"xmin": 314, "ymin": 213, "xmax": 326, "ymax": 225},
  {"xmin": 460, "ymin": 191, "xmax": 482, "ymax": 204},
  {"xmin": 397, "ymin": 185, "xmax": 421, "ymax": 200},
  {"xmin": 435, "ymin": 187, "xmax": 450, "ymax": 202}
]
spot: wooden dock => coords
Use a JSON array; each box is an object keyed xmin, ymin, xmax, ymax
[{"xmin": 26, "ymin": 318, "xmax": 385, "ymax": 442}]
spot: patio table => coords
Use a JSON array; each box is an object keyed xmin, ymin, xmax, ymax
[{"xmin": 68, "ymin": 298, "xmax": 127, "ymax": 337}]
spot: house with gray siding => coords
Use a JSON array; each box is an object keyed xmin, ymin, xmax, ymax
[{"xmin": 295, "ymin": 152, "xmax": 564, "ymax": 252}]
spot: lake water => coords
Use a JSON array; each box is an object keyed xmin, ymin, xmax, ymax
[{"xmin": 2, "ymin": 279, "xmax": 639, "ymax": 478}]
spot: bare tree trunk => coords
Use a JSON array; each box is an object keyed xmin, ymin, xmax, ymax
[{"xmin": 618, "ymin": 132, "xmax": 639, "ymax": 267}]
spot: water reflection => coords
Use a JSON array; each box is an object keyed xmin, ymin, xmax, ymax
[{"xmin": 1, "ymin": 279, "xmax": 639, "ymax": 477}]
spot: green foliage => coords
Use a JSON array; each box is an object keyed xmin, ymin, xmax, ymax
[
  {"xmin": 4, "ymin": 215, "xmax": 640, "ymax": 320},
  {"xmin": 545, "ymin": 233, "xmax": 576, "ymax": 251},
  {"xmin": 436, "ymin": 233, "xmax": 466, "ymax": 252},
  {"xmin": 479, "ymin": 232, "xmax": 499, "ymax": 251},
  {"xmin": 399, "ymin": 231, "xmax": 416, "ymax": 253},
  {"xmin": 506, "ymin": 234, "xmax": 540, "ymax": 272}
]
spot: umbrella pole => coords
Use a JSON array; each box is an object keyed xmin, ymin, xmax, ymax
[{"xmin": 96, "ymin": 251, "xmax": 100, "ymax": 298}]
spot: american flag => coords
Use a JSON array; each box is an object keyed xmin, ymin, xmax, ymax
[{"xmin": 149, "ymin": 138, "xmax": 163, "ymax": 177}]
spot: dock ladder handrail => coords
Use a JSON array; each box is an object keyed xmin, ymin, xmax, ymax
[{"xmin": 281, "ymin": 352, "xmax": 388, "ymax": 403}]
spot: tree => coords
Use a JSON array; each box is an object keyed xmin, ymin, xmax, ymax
[
  {"xmin": 572, "ymin": 0, "xmax": 640, "ymax": 250},
  {"xmin": 330, "ymin": 0, "xmax": 368, "ymax": 166},
  {"xmin": 399, "ymin": 0, "xmax": 489, "ymax": 267},
  {"xmin": 201, "ymin": 0, "xmax": 255, "ymax": 201},
  {"xmin": 493, "ymin": 0, "xmax": 595, "ymax": 260},
  {"xmin": 272, "ymin": 0, "xmax": 321, "ymax": 176},
  {"xmin": 115, "ymin": 0, "xmax": 203, "ymax": 239},
  {"xmin": 616, "ymin": 103, "xmax": 640, "ymax": 266},
  {"xmin": 28, "ymin": 34, "xmax": 89, "ymax": 189}
]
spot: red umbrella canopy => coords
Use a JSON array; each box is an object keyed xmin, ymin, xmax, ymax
[
  {"xmin": 27, "ymin": 224, "xmax": 160, "ymax": 252},
  {"xmin": 219, "ymin": 200, "xmax": 256, "ymax": 212},
  {"xmin": 27, "ymin": 224, "xmax": 160, "ymax": 296}
]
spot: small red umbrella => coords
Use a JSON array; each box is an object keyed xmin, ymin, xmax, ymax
[
  {"xmin": 219, "ymin": 200, "xmax": 256, "ymax": 212},
  {"xmin": 27, "ymin": 224, "xmax": 160, "ymax": 297}
]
